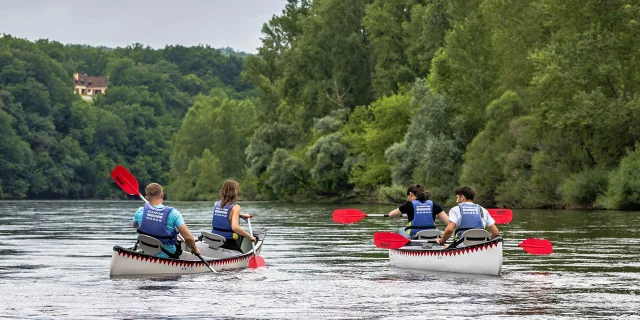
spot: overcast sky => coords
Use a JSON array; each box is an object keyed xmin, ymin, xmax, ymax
[{"xmin": 0, "ymin": 0, "xmax": 287, "ymax": 53}]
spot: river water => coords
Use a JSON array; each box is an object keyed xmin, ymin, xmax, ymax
[{"xmin": 0, "ymin": 201, "xmax": 639, "ymax": 319}]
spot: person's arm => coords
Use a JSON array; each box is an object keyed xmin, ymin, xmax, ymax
[
  {"xmin": 390, "ymin": 201, "xmax": 412, "ymax": 218},
  {"xmin": 132, "ymin": 207, "xmax": 143, "ymax": 228},
  {"xmin": 239, "ymin": 213, "xmax": 253, "ymax": 220},
  {"xmin": 436, "ymin": 207, "xmax": 459, "ymax": 245},
  {"xmin": 437, "ymin": 222, "xmax": 456, "ymax": 245},
  {"xmin": 487, "ymin": 224, "xmax": 499, "ymax": 239},
  {"xmin": 436, "ymin": 211, "xmax": 449, "ymax": 225},
  {"xmin": 176, "ymin": 224, "xmax": 200, "ymax": 255},
  {"xmin": 482, "ymin": 208, "xmax": 499, "ymax": 239},
  {"xmin": 388, "ymin": 208, "xmax": 402, "ymax": 218},
  {"xmin": 433, "ymin": 202, "xmax": 448, "ymax": 224},
  {"xmin": 230, "ymin": 205, "xmax": 256, "ymax": 242}
]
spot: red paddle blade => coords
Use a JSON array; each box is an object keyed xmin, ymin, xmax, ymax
[
  {"xmin": 373, "ymin": 232, "xmax": 411, "ymax": 249},
  {"xmin": 248, "ymin": 255, "xmax": 266, "ymax": 269},
  {"xmin": 518, "ymin": 238, "xmax": 553, "ymax": 255},
  {"xmin": 332, "ymin": 209, "xmax": 368, "ymax": 224},
  {"xmin": 110, "ymin": 165, "xmax": 140, "ymax": 196},
  {"xmin": 488, "ymin": 208, "xmax": 513, "ymax": 225}
]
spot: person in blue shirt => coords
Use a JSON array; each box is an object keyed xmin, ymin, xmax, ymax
[
  {"xmin": 211, "ymin": 180, "xmax": 256, "ymax": 252},
  {"xmin": 133, "ymin": 183, "xmax": 200, "ymax": 258}
]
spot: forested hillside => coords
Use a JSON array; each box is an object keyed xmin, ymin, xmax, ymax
[
  {"xmin": 2, "ymin": 0, "xmax": 640, "ymax": 210},
  {"xmin": 0, "ymin": 35, "xmax": 251, "ymax": 199}
]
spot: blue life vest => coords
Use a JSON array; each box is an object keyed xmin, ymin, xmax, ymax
[
  {"xmin": 137, "ymin": 203, "xmax": 178, "ymax": 245},
  {"xmin": 456, "ymin": 203, "xmax": 484, "ymax": 237},
  {"xmin": 407, "ymin": 199, "xmax": 435, "ymax": 237},
  {"xmin": 212, "ymin": 201, "xmax": 236, "ymax": 239}
]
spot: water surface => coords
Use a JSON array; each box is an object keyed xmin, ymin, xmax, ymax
[{"xmin": 0, "ymin": 201, "xmax": 638, "ymax": 319}]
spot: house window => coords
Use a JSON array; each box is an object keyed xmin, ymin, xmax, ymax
[{"xmin": 81, "ymin": 89, "xmax": 85, "ymax": 94}]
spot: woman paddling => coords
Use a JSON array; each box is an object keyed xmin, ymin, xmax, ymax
[
  {"xmin": 387, "ymin": 184, "xmax": 449, "ymax": 239},
  {"xmin": 211, "ymin": 180, "xmax": 256, "ymax": 252}
]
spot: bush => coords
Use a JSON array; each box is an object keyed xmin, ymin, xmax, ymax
[
  {"xmin": 560, "ymin": 168, "xmax": 608, "ymax": 208},
  {"xmin": 600, "ymin": 147, "xmax": 640, "ymax": 210},
  {"xmin": 376, "ymin": 184, "xmax": 406, "ymax": 203}
]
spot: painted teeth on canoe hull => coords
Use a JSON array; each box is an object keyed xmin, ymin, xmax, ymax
[{"xmin": 389, "ymin": 238, "xmax": 503, "ymax": 276}]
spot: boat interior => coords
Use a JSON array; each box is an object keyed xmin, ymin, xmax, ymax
[
  {"xmin": 131, "ymin": 229, "xmax": 266, "ymax": 261},
  {"xmin": 402, "ymin": 229, "xmax": 494, "ymax": 250}
]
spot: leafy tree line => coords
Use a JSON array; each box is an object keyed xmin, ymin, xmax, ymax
[
  {"xmin": 2, "ymin": 0, "xmax": 640, "ymax": 211},
  {"xmin": 235, "ymin": 0, "xmax": 640, "ymax": 210},
  {"xmin": 0, "ymin": 35, "xmax": 253, "ymax": 199}
]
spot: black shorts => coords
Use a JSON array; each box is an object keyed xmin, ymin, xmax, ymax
[{"xmin": 221, "ymin": 236, "xmax": 244, "ymax": 252}]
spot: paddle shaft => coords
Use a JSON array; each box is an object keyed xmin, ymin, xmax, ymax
[
  {"xmin": 176, "ymin": 234, "xmax": 216, "ymax": 273},
  {"xmin": 403, "ymin": 238, "xmax": 535, "ymax": 248},
  {"xmin": 247, "ymin": 218, "xmax": 258, "ymax": 256}
]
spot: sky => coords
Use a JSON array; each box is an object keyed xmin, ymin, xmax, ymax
[{"xmin": 0, "ymin": 0, "xmax": 287, "ymax": 53}]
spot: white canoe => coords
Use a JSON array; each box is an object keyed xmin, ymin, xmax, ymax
[
  {"xmin": 110, "ymin": 230, "xmax": 266, "ymax": 277},
  {"xmin": 388, "ymin": 237, "xmax": 503, "ymax": 276}
]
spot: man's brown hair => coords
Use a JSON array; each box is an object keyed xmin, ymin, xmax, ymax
[
  {"xmin": 454, "ymin": 186, "xmax": 475, "ymax": 200},
  {"xmin": 145, "ymin": 183, "xmax": 163, "ymax": 198}
]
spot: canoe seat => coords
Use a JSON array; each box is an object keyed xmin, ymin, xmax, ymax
[
  {"xmin": 201, "ymin": 231, "xmax": 226, "ymax": 250},
  {"xmin": 414, "ymin": 230, "xmax": 441, "ymax": 240},
  {"xmin": 414, "ymin": 230, "xmax": 441, "ymax": 248},
  {"xmin": 461, "ymin": 229, "xmax": 491, "ymax": 246},
  {"xmin": 137, "ymin": 234, "xmax": 163, "ymax": 256}
]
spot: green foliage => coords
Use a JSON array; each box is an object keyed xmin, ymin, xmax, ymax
[
  {"xmin": 168, "ymin": 90, "xmax": 257, "ymax": 200},
  {"xmin": 601, "ymin": 147, "xmax": 640, "ymax": 210},
  {"xmin": 561, "ymin": 168, "xmax": 609, "ymax": 208},
  {"xmin": 460, "ymin": 91, "xmax": 523, "ymax": 206},
  {"xmin": 0, "ymin": 34, "xmax": 253, "ymax": 199},
  {"xmin": 0, "ymin": 109, "xmax": 32, "ymax": 198},
  {"xmin": 266, "ymin": 149, "xmax": 309, "ymax": 200},
  {"xmin": 5, "ymin": 0, "xmax": 640, "ymax": 209},
  {"xmin": 344, "ymin": 93, "xmax": 412, "ymax": 191},
  {"xmin": 376, "ymin": 184, "xmax": 406, "ymax": 203},
  {"xmin": 386, "ymin": 80, "xmax": 464, "ymax": 203}
]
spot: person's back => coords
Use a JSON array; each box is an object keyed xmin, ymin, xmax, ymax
[
  {"xmin": 133, "ymin": 183, "xmax": 200, "ymax": 258},
  {"xmin": 211, "ymin": 180, "xmax": 255, "ymax": 252},
  {"xmin": 387, "ymin": 184, "xmax": 449, "ymax": 239},
  {"xmin": 436, "ymin": 186, "xmax": 499, "ymax": 248},
  {"xmin": 135, "ymin": 202, "xmax": 182, "ymax": 258},
  {"xmin": 455, "ymin": 202, "xmax": 486, "ymax": 238},
  {"xmin": 211, "ymin": 200, "xmax": 236, "ymax": 240}
]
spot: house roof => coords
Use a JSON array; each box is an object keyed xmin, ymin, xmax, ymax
[{"xmin": 75, "ymin": 73, "xmax": 108, "ymax": 88}]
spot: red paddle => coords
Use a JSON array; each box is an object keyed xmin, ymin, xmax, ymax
[
  {"xmin": 111, "ymin": 165, "xmax": 146, "ymax": 201},
  {"xmin": 246, "ymin": 218, "xmax": 266, "ymax": 269},
  {"xmin": 487, "ymin": 208, "xmax": 513, "ymax": 224},
  {"xmin": 518, "ymin": 238, "xmax": 553, "ymax": 255},
  {"xmin": 334, "ymin": 208, "xmax": 514, "ymax": 225},
  {"xmin": 332, "ymin": 209, "xmax": 390, "ymax": 224},
  {"xmin": 110, "ymin": 165, "xmax": 218, "ymax": 274},
  {"xmin": 372, "ymin": 232, "xmax": 553, "ymax": 255}
]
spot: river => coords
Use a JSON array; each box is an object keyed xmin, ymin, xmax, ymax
[{"xmin": 0, "ymin": 201, "xmax": 639, "ymax": 319}]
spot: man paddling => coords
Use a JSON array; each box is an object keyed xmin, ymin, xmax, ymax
[
  {"xmin": 388, "ymin": 184, "xmax": 449, "ymax": 239},
  {"xmin": 133, "ymin": 183, "xmax": 200, "ymax": 258},
  {"xmin": 436, "ymin": 186, "xmax": 499, "ymax": 248}
]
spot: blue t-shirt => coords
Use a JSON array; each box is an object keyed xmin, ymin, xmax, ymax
[{"xmin": 134, "ymin": 204, "xmax": 185, "ymax": 258}]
